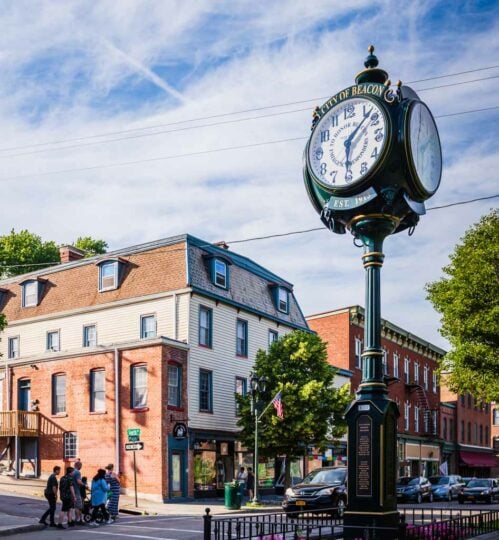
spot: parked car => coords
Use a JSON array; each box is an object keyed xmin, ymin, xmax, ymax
[
  {"xmin": 282, "ymin": 466, "xmax": 347, "ymax": 516},
  {"xmin": 429, "ymin": 475, "xmax": 464, "ymax": 501},
  {"xmin": 462, "ymin": 477, "xmax": 476, "ymax": 486},
  {"xmin": 396, "ymin": 476, "xmax": 433, "ymax": 503},
  {"xmin": 458, "ymin": 478, "xmax": 499, "ymax": 504}
]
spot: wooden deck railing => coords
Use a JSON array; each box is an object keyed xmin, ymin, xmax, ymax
[{"xmin": 0, "ymin": 411, "xmax": 40, "ymax": 437}]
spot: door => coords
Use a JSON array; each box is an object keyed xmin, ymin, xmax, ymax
[
  {"xmin": 18, "ymin": 379, "xmax": 31, "ymax": 411},
  {"xmin": 170, "ymin": 452, "xmax": 184, "ymax": 498}
]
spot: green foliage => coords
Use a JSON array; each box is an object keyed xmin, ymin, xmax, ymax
[
  {"xmin": 426, "ymin": 210, "xmax": 499, "ymax": 402},
  {"xmin": 236, "ymin": 330, "xmax": 351, "ymax": 462},
  {"xmin": 0, "ymin": 229, "xmax": 59, "ymax": 278},
  {"xmin": 74, "ymin": 236, "xmax": 108, "ymax": 257}
]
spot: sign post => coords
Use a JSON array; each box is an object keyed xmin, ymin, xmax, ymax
[{"xmin": 126, "ymin": 428, "xmax": 143, "ymax": 508}]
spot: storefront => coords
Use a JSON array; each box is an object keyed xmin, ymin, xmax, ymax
[
  {"xmin": 401, "ymin": 439, "xmax": 440, "ymax": 478},
  {"xmin": 458, "ymin": 447, "xmax": 499, "ymax": 478}
]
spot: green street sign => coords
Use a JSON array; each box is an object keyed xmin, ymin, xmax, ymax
[{"xmin": 127, "ymin": 428, "xmax": 141, "ymax": 442}]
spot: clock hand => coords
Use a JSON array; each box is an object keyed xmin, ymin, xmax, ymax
[{"xmin": 345, "ymin": 108, "xmax": 372, "ymax": 147}]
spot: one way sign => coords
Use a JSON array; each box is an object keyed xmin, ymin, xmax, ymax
[{"xmin": 125, "ymin": 442, "xmax": 144, "ymax": 451}]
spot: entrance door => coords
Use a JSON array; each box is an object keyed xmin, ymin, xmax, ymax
[
  {"xmin": 18, "ymin": 380, "xmax": 31, "ymax": 411},
  {"xmin": 170, "ymin": 452, "xmax": 184, "ymax": 498}
]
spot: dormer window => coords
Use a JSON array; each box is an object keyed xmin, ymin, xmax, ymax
[
  {"xmin": 270, "ymin": 285, "xmax": 290, "ymax": 314},
  {"xmin": 20, "ymin": 279, "xmax": 44, "ymax": 308},
  {"xmin": 97, "ymin": 258, "xmax": 126, "ymax": 292},
  {"xmin": 214, "ymin": 259, "xmax": 227, "ymax": 288}
]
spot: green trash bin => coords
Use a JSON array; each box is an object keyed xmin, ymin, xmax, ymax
[{"xmin": 224, "ymin": 482, "xmax": 241, "ymax": 509}]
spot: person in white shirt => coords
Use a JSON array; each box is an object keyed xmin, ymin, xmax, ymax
[{"xmin": 236, "ymin": 467, "xmax": 248, "ymax": 499}]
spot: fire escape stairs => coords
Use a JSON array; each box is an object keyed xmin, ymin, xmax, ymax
[{"xmin": 406, "ymin": 382, "xmax": 437, "ymax": 437}]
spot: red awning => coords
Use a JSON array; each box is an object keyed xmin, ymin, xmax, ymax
[{"xmin": 459, "ymin": 451, "xmax": 499, "ymax": 468}]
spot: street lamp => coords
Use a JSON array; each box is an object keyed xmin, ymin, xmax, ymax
[{"xmin": 250, "ymin": 372, "xmax": 266, "ymax": 504}]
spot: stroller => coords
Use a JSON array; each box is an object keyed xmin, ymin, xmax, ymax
[{"xmin": 83, "ymin": 489, "xmax": 113, "ymax": 524}]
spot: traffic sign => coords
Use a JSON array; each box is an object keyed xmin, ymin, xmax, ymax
[
  {"xmin": 125, "ymin": 442, "xmax": 144, "ymax": 451},
  {"xmin": 127, "ymin": 428, "xmax": 141, "ymax": 442}
]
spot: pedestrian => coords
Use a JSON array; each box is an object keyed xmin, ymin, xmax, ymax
[
  {"xmin": 57, "ymin": 466, "xmax": 76, "ymax": 529},
  {"xmin": 39, "ymin": 465, "xmax": 60, "ymax": 527},
  {"xmin": 246, "ymin": 467, "xmax": 255, "ymax": 501},
  {"xmin": 105, "ymin": 464, "xmax": 121, "ymax": 520},
  {"xmin": 72, "ymin": 460, "xmax": 84, "ymax": 524},
  {"xmin": 237, "ymin": 466, "xmax": 247, "ymax": 499},
  {"xmin": 89, "ymin": 468, "xmax": 111, "ymax": 526}
]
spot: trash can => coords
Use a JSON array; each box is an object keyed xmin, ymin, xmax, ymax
[{"xmin": 224, "ymin": 482, "xmax": 241, "ymax": 509}]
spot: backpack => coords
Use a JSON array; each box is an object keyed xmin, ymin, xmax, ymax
[{"xmin": 59, "ymin": 475, "xmax": 72, "ymax": 499}]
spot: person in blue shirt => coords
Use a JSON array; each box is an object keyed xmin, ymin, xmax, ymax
[{"xmin": 88, "ymin": 469, "xmax": 111, "ymax": 526}]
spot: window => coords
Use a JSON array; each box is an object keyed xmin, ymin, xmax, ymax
[
  {"xmin": 393, "ymin": 353, "xmax": 399, "ymax": 379},
  {"xmin": 424, "ymin": 409, "xmax": 430, "ymax": 433},
  {"xmin": 236, "ymin": 319, "xmax": 248, "ymax": 357},
  {"xmin": 460, "ymin": 394, "xmax": 465, "ymax": 406},
  {"xmin": 277, "ymin": 287, "xmax": 289, "ymax": 313},
  {"xmin": 414, "ymin": 406, "xmax": 419, "ymax": 433},
  {"xmin": 8, "ymin": 337, "xmax": 19, "ymax": 359},
  {"xmin": 199, "ymin": 306, "xmax": 212, "ymax": 348},
  {"xmin": 98, "ymin": 261, "xmax": 118, "ymax": 291},
  {"xmin": 83, "ymin": 325, "xmax": 97, "ymax": 347},
  {"xmin": 461, "ymin": 420, "xmax": 465, "ymax": 442},
  {"xmin": 52, "ymin": 374, "xmax": 66, "ymax": 414},
  {"xmin": 199, "ymin": 370, "xmax": 213, "ymax": 412},
  {"xmin": 214, "ymin": 259, "xmax": 228, "ymax": 288},
  {"xmin": 268, "ymin": 330, "xmax": 278, "ymax": 349},
  {"xmin": 404, "ymin": 358, "xmax": 410, "ymax": 383},
  {"xmin": 404, "ymin": 401, "xmax": 410, "ymax": 431},
  {"xmin": 432, "ymin": 410, "xmax": 438, "ymax": 435},
  {"xmin": 355, "ymin": 338, "xmax": 362, "ymax": 369},
  {"xmin": 140, "ymin": 315, "xmax": 157, "ymax": 339},
  {"xmin": 382, "ymin": 349, "xmax": 388, "ymax": 375},
  {"xmin": 443, "ymin": 417, "xmax": 447, "ymax": 439},
  {"xmin": 485, "ymin": 426, "xmax": 489, "ymax": 444},
  {"xmin": 494, "ymin": 409, "xmax": 499, "ymax": 425},
  {"xmin": 47, "ymin": 331, "xmax": 60, "ymax": 352},
  {"xmin": 131, "ymin": 365, "xmax": 148, "ymax": 409},
  {"xmin": 414, "ymin": 362, "xmax": 419, "ymax": 384},
  {"xmin": 423, "ymin": 365, "xmax": 429, "ymax": 390},
  {"xmin": 474, "ymin": 423, "xmax": 478, "ymax": 444},
  {"xmin": 480, "ymin": 424, "xmax": 483, "ymax": 446},
  {"xmin": 168, "ymin": 364, "xmax": 181, "ymax": 407},
  {"xmin": 22, "ymin": 280, "xmax": 39, "ymax": 307},
  {"xmin": 432, "ymin": 372, "xmax": 437, "ymax": 393},
  {"xmin": 90, "ymin": 370, "xmax": 105, "ymax": 412},
  {"xmin": 235, "ymin": 377, "xmax": 247, "ymax": 415},
  {"xmin": 63, "ymin": 432, "xmax": 78, "ymax": 459},
  {"xmin": 467, "ymin": 422, "xmax": 471, "ymax": 443}
]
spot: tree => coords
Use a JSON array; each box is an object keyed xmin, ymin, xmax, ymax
[
  {"xmin": 74, "ymin": 236, "xmax": 108, "ymax": 257},
  {"xmin": 0, "ymin": 229, "xmax": 59, "ymax": 278},
  {"xmin": 426, "ymin": 209, "xmax": 499, "ymax": 402},
  {"xmin": 236, "ymin": 330, "xmax": 351, "ymax": 488}
]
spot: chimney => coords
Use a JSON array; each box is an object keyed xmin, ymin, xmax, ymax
[
  {"xmin": 214, "ymin": 241, "xmax": 229, "ymax": 250},
  {"xmin": 59, "ymin": 245, "xmax": 85, "ymax": 263}
]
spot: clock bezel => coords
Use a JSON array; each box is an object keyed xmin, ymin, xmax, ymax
[
  {"xmin": 305, "ymin": 94, "xmax": 392, "ymax": 195},
  {"xmin": 404, "ymin": 100, "xmax": 442, "ymax": 200}
]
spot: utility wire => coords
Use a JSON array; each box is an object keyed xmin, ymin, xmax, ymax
[
  {"xmin": 0, "ymin": 65, "xmax": 497, "ymax": 155},
  {"xmin": 1, "ymin": 194, "xmax": 497, "ymax": 271},
  {"xmin": 0, "ymin": 104, "xmax": 498, "ymax": 183}
]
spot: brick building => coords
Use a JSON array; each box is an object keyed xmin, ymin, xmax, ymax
[
  {"xmin": 0, "ymin": 234, "xmax": 308, "ymax": 500},
  {"xmin": 307, "ymin": 306, "xmax": 445, "ymax": 478}
]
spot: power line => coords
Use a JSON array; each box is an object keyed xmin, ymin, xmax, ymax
[
  {"xmin": 0, "ymin": 104, "xmax": 497, "ymax": 183},
  {"xmin": 1, "ymin": 194, "xmax": 497, "ymax": 270},
  {"xmin": 0, "ymin": 65, "xmax": 497, "ymax": 155}
]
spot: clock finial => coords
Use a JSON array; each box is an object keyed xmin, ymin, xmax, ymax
[
  {"xmin": 355, "ymin": 45, "xmax": 389, "ymax": 85},
  {"xmin": 364, "ymin": 45, "xmax": 379, "ymax": 69}
]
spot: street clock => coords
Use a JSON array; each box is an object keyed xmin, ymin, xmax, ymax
[{"xmin": 304, "ymin": 46, "xmax": 442, "ymax": 236}]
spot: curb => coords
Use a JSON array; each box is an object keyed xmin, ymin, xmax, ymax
[
  {"xmin": 120, "ymin": 508, "xmax": 152, "ymax": 516},
  {"xmin": 0, "ymin": 523, "xmax": 46, "ymax": 537}
]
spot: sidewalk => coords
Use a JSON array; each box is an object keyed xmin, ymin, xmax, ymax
[{"xmin": 0, "ymin": 474, "xmax": 282, "ymax": 536}]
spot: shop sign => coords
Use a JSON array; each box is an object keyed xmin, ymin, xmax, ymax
[{"xmin": 173, "ymin": 422, "xmax": 187, "ymax": 439}]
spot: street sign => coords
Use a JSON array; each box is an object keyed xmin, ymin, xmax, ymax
[
  {"xmin": 127, "ymin": 428, "xmax": 141, "ymax": 442},
  {"xmin": 125, "ymin": 442, "xmax": 144, "ymax": 451}
]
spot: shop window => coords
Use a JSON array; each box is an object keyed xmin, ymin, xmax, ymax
[
  {"xmin": 131, "ymin": 364, "xmax": 148, "ymax": 409},
  {"xmin": 52, "ymin": 373, "xmax": 66, "ymax": 415},
  {"xmin": 168, "ymin": 364, "xmax": 181, "ymax": 408},
  {"xmin": 90, "ymin": 369, "xmax": 105, "ymax": 412},
  {"xmin": 63, "ymin": 432, "xmax": 78, "ymax": 459}
]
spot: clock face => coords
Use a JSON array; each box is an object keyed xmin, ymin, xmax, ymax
[
  {"xmin": 408, "ymin": 102, "xmax": 442, "ymax": 195},
  {"xmin": 307, "ymin": 97, "xmax": 388, "ymax": 190}
]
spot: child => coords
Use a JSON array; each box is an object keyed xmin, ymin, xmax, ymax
[{"xmin": 80, "ymin": 476, "xmax": 88, "ymax": 500}]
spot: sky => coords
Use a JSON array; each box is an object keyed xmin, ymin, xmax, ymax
[{"xmin": 0, "ymin": 0, "xmax": 497, "ymax": 350}]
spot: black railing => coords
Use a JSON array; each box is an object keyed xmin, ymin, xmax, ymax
[{"xmin": 204, "ymin": 507, "xmax": 499, "ymax": 540}]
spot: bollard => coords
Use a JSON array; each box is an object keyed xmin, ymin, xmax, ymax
[{"xmin": 203, "ymin": 508, "xmax": 212, "ymax": 540}]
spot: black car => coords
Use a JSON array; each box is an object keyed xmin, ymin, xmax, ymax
[
  {"xmin": 396, "ymin": 476, "xmax": 433, "ymax": 503},
  {"xmin": 429, "ymin": 475, "xmax": 464, "ymax": 501},
  {"xmin": 282, "ymin": 466, "xmax": 347, "ymax": 516},
  {"xmin": 458, "ymin": 478, "xmax": 499, "ymax": 504}
]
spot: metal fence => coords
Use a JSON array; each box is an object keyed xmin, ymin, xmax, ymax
[{"xmin": 204, "ymin": 507, "xmax": 499, "ymax": 540}]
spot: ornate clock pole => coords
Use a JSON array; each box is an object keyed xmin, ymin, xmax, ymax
[{"xmin": 303, "ymin": 46, "xmax": 442, "ymax": 539}]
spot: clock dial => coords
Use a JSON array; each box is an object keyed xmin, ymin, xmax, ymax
[
  {"xmin": 408, "ymin": 102, "xmax": 442, "ymax": 195},
  {"xmin": 308, "ymin": 97, "xmax": 387, "ymax": 189}
]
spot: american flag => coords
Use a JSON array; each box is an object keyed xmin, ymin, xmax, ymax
[{"xmin": 271, "ymin": 391, "xmax": 284, "ymax": 419}]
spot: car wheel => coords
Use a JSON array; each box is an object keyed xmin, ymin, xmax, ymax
[
  {"xmin": 416, "ymin": 493, "xmax": 422, "ymax": 504},
  {"xmin": 334, "ymin": 498, "xmax": 346, "ymax": 518}
]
